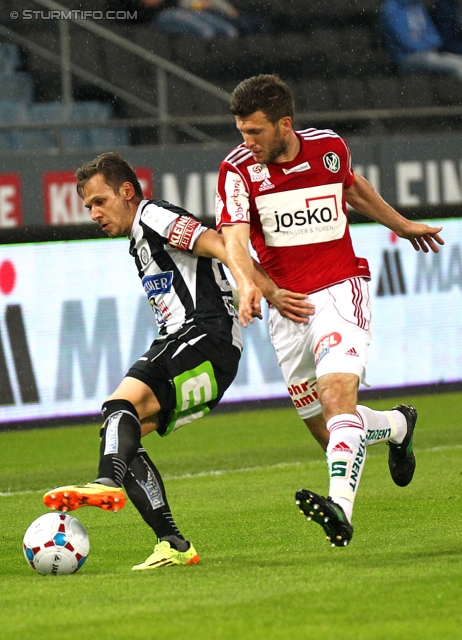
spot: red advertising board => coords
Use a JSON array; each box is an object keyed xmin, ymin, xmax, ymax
[
  {"xmin": 0, "ymin": 173, "xmax": 22, "ymax": 228},
  {"xmin": 43, "ymin": 168, "xmax": 154, "ymax": 225}
]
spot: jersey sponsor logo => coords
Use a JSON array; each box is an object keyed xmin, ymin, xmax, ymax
[
  {"xmin": 323, "ymin": 152, "xmax": 340, "ymax": 173},
  {"xmin": 315, "ymin": 331, "xmax": 342, "ymax": 365},
  {"xmin": 258, "ymin": 178, "xmax": 275, "ymax": 192},
  {"xmin": 330, "ymin": 460, "xmax": 349, "ymax": 478},
  {"xmin": 282, "ymin": 161, "xmax": 311, "ymax": 175},
  {"xmin": 287, "ymin": 379, "xmax": 318, "ymax": 410},
  {"xmin": 224, "ymin": 172, "xmax": 247, "ymax": 221},
  {"xmin": 142, "ymin": 272, "xmax": 173, "ymax": 303},
  {"xmin": 349, "ymin": 434, "xmax": 366, "ymax": 492},
  {"xmin": 168, "ymin": 216, "xmax": 200, "ymax": 251},
  {"xmin": 256, "ymin": 184, "xmax": 346, "ymax": 247},
  {"xmin": 248, "ymin": 163, "xmax": 270, "ymax": 182}
]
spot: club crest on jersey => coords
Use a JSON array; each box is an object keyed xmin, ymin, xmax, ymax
[
  {"xmin": 140, "ymin": 247, "xmax": 150, "ymax": 265},
  {"xmin": 142, "ymin": 272, "xmax": 173, "ymax": 304},
  {"xmin": 323, "ymin": 152, "xmax": 340, "ymax": 173},
  {"xmin": 248, "ymin": 163, "xmax": 270, "ymax": 182}
]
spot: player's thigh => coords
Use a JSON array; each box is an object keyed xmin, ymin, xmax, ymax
[
  {"xmin": 127, "ymin": 329, "xmax": 240, "ymax": 436},
  {"xmin": 313, "ymin": 278, "xmax": 371, "ymax": 384},
  {"xmin": 269, "ymin": 307, "xmax": 320, "ymax": 419}
]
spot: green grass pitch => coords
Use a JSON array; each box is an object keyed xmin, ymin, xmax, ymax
[{"xmin": 1, "ymin": 392, "xmax": 462, "ymax": 640}]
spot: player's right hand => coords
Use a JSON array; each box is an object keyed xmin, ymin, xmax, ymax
[{"xmin": 269, "ymin": 290, "xmax": 315, "ymax": 323}]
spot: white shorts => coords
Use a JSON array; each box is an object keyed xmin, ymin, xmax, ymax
[{"xmin": 268, "ymin": 278, "xmax": 372, "ymax": 419}]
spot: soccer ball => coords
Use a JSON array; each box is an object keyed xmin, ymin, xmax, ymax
[{"xmin": 23, "ymin": 512, "xmax": 90, "ymax": 575}]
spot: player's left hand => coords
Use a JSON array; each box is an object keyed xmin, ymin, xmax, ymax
[
  {"xmin": 268, "ymin": 290, "xmax": 315, "ymax": 323},
  {"xmin": 399, "ymin": 222, "xmax": 444, "ymax": 253}
]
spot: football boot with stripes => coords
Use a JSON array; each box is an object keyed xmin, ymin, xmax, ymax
[{"xmin": 132, "ymin": 540, "xmax": 200, "ymax": 570}]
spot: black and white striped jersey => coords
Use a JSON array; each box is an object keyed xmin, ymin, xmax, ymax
[{"xmin": 129, "ymin": 199, "xmax": 242, "ymax": 349}]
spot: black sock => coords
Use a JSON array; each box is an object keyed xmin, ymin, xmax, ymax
[
  {"xmin": 123, "ymin": 447, "xmax": 186, "ymax": 546},
  {"xmin": 96, "ymin": 399, "xmax": 141, "ymax": 487}
]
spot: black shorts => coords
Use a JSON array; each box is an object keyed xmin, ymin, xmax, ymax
[{"xmin": 126, "ymin": 323, "xmax": 241, "ymax": 437}]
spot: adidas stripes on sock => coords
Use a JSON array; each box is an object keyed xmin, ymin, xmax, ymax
[{"xmin": 326, "ymin": 413, "xmax": 367, "ymax": 522}]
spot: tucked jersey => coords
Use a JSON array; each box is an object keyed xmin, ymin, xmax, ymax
[
  {"xmin": 130, "ymin": 198, "xmax": 242, "ymax": 349},
  {"xmin": 216, "ymin": 128, "xmax": 371, "ymax": 294}
]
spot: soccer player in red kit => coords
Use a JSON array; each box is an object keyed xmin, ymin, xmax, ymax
[{"xmin": 216, "ymin": 74, "xmax": 445, "ymax": 547}]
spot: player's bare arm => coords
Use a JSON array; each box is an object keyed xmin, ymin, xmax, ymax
[
  {"xmin": 221, "ymin": 224, "xmax": 262, "ymax": 327},
  {"xmin": 345, "ymin": 173, "xmax": 444, "ymax": 253}
]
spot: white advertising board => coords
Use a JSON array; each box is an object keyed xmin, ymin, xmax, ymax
[{"xmin": 0, "ymin": 219, "xmax": 460, "ymax": 426}]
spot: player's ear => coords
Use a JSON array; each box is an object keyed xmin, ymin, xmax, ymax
[
  {"xmin": 280, "ymin": 116, "xmax": 293, "ymax": 134},
  {"xmin": 121, "ymin": 181, "xmax": 136, "ymax": 200}
]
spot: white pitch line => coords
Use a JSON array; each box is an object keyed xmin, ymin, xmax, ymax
[
  {"xmin": 1, "ymin": 443, "xmax": 461, "ymax": 498},
  {"xmin": 0, "ymin": 460, "xmax": 311, "ymax": 498}
]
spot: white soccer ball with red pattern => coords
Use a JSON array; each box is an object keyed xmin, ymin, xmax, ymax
[{"xmin": 23, "ymin": 512, "xmax": 90, "ymax": 575}]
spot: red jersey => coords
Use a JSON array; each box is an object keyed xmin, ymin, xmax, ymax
[{"xmin": 216, "ymin": 128, "xmax": 371, "ymax": 294}]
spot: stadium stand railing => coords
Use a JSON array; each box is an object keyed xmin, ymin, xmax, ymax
[{"xmin": 1, "ymin": 0, "xmax": 462, "ymax": 146}]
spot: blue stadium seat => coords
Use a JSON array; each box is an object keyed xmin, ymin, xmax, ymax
[
  {"xmin": 0, "ymin": 101, "xmax": 29, "ymax": 123},
  {"xmin": 0, "ymin": 72, "xmax": 34, "ymax": 103},
  {"xmin": 10, "ymin": 129, "xmax": 54, "ymax": 151},
  {"xmin": 0, "ymin": 101, "xmax": 29, "ymax": 150},
  {"xmin": 0, "ymin": 42, "xmax": 21, "ymax": 73},
  {"xmin": 72, "ymin": 101, "xmax": 113, "ymax": 122},
  {"xmin": 88, "ymin": 127, "xmax": 130, "ymax": 148},
  {"xmin": 30, "ymin": 101, "xmax": 88, "ymax": 148}
]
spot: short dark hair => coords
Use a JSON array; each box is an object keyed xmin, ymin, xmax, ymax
[
  {"xmin": 230, "ymin": 74, "xmax": 295, "ymax": 123},
  {"xmin": 75, "ymin": 151, "xmax": 143, "ymax": 199}
]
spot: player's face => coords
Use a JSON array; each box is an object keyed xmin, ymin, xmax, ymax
[
  {"xmin": 83, "ymin": 173, "xmax": 135, "ymax": 238},
  {"xmin": 235, "ymin": 111, "xmax": 290, "ymax": 164}
]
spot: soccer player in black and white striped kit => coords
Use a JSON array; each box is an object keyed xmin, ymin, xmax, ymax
[{"xmin": 43, "ymin": 151, "xmax": 312, "ymax": 570}]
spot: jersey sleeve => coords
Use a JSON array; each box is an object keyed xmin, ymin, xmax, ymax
[
  {"xmin": 141, "ymin": 202, "xmax": 207, "ymax": 252},
  {"xmin": 342, "ymin": 139, "xmax": 355, "ymax": 189},
  {"xmin": 215, "ymin": 162, "xmax": 251, "ymax": 231}
]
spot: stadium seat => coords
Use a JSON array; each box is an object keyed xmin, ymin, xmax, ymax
[
  {"xmin": 0, "ymin": 72, "xmax": 34, "ymax": 103},
  {"xmin": 431, "ymin": 76, "xmax": 462, "ymax": 106},
  {"xmin": 399, "ymin": 75, "xmax": 434, "ymax": 108},
  {"xmin": 295, "ymin": 79, "xmax": 336, "ymax": 112},
  {"xmin": 366, "ymin": 76, "xmax": 403, "ymax": 109},
  {"xmin": 0, "ymin": 42, "xmax": 21, "ymax": 72},
  {"xmin": 72, "ymin": 101, "xmax": 113, "ymax": 121},
  {"xmin": 30, "ymin": 101, "xmax": 89, "ymax": 148},
  {"xmin": 0, "ymin": 101, "xmax": 29, "ymax": 150},
  {"xmin": 10, "ymin": 129, "xmax": 54, "ymax": 151},
  {"xmin": 0, "ymin": 101, "xmax": 29, "ymax": 123},
  {"xmin": 88, "ymin": 127, "xmax": 130, "ymax": 148},
  {"xmin": 333, "ymin": 78, "xmax": 370, "ymax": 110}
]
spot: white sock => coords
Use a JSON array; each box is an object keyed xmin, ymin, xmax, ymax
[
  {"xmin": 356, "ymin": 405, "xmax": 407, "ymax": 446},
  {"xmin": 326, "ymin": 414, "xmax": 366, "ymax": 523}
]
